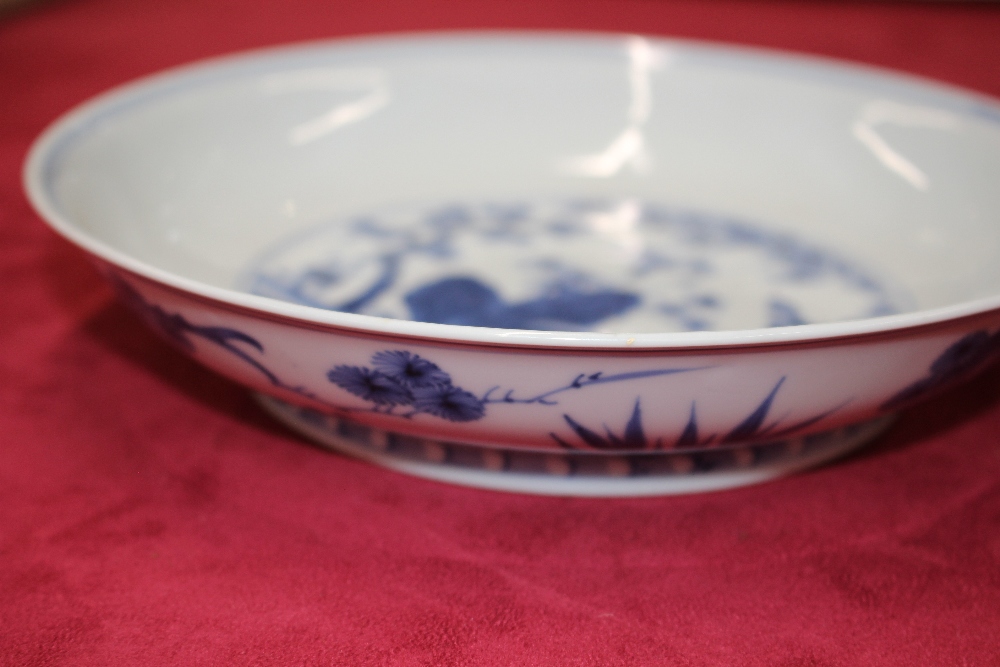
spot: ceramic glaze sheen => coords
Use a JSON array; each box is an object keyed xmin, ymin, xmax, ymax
[{"xmin": 25, "ymin": 33, "xmax": 1000, "ymax": 495}]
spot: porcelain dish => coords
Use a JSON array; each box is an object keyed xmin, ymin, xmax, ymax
[{"xmin": 25, "ymin": 32, "xmax": 1000, "ymax": 495}]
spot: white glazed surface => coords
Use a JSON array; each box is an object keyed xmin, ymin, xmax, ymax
[
  {"xmin": 103, "ymin": 273, "xmax": 996, "ymax": 454},
  {"xmin": 24, "ymin": 32, "xmax": 1000, "ymax": 492},
  {"xmin": 26, "ymin": 32, "xmax": 1000, "ymax": 348}
]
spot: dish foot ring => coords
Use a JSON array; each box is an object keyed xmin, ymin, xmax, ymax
[{"xmin": 256, "ymin": 393, "xmax": 893, "ymax": 497}]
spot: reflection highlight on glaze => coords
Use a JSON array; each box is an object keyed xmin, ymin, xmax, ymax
[
  {"xmin": 260, "ymin": 67, "xmax": 390, "ymax": 146},
  {"xmin": 587, "ymin": 198, "xmax": 643, "ymax": 260},
  {"xmin": 852, "ymin": 99, "xmax": 958, "ymax": 190},
  {"xmin": 562, "ymin": 36, "xmax": 671, "ymax": 177}
]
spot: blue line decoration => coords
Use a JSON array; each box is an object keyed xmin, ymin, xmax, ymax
[
  {"xmin": 881, "ymin": 329, "xmax": 1000, "ymax": 411},
  {"xmin": 480, "ymin": 368, "xmax": 704, "ymax": 407}
]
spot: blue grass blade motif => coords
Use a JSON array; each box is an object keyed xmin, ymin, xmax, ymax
[
  {"xmin": 881, "ymin": 329, "xmax": 1000, "ymax": 411},
  {"xmin": 195, "ymin": 326, "xmax": 281, "ymax": 386},
  {"xmin": 563, "ymin": 414, "xmax": 611, "ymax": 449},
  {"xmin": 194, "ymin": 326, "xmax": 265, "ymax": 353},
  {"xmin": 722, "ymin": 377, "xmax": 786, "ymax": 443},
  {"xmin": 623, "ymin": 400, "xmax": 646, "ymax": 448},
  {"xmin": 768, "ymin": 399, "xmax": 852, "ymax": 438},
  {"xmin": 553, "ymin": 399, "xmax": 650, "ymax": 451},
  {"xmin": 676, "ymin": 404, "xmax": 701, "ymax": 448},
  {"xmin": 603, "ymin": 426, "xmax": 624, "ymax": 447},
  {"xmin": 549, "ymin": 376, "xmax": 848, "ymax": 451},
  {"xmin": 111, "ymin": 275, "xmax": 316, "ymax": 398},
  {"xmin": 549, "ymin": 431, "xmax": 575, "ymax": 449}
]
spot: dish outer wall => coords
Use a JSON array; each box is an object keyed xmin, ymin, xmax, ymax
[
  {"xmin": 25, "ymin": 32, "xmax": 1000, "ymax": 460},
  {"xmin": 108, "ymin": 264, "xmax": 1000, "ymax": 455}
]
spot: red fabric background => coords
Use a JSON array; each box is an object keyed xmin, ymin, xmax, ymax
[{"xmin": 3, "ymin": 1, "xmax": 1000, "ymax": 664}]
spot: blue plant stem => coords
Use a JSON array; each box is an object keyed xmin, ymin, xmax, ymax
[{"xmin": 481, "ymin": 367, "xmax": 707, "ymax": 406}]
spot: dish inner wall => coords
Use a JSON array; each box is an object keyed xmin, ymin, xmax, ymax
[{"xmin": 46, "ymin": 37, "xmax": 1000, "ymax": 331}]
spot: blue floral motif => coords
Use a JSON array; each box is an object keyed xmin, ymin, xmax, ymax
[
  {"xmin": 326, "ymin": 365, "xmax": 412, "ymax": 407},
  {"xmin": 327, "ymin": 350, "xmax": 847, "ymax": 446},
  {"xmin": 326, "ymin": 351, "xmax": 708, "ymax": 424},
  {"xmin": 411, "ymin": 384, "xmax": 486, "ymax": 422},
  {"xmin": 327, "ymin": 350, "xmax": 487, "ymax": 420},
  {"xmin": 371, "ymin": 350, "xmax": 451, "ymax": 387},
  {"xmin": 111, "ymin": 276, "xmax": 850, "ymax": 448},
  {"xmin": 881, "ymin": 329, "xmax": 1000, "ymax": 411}
]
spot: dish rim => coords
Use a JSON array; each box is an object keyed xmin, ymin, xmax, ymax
[{"xmin": 23, "ymin": 29, "xmax": 1000, "ymax": 350}]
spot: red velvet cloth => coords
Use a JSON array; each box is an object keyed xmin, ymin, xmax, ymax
[{"xmin": 4, "ymin": 1, "xmax": 1000, "ymax": 664}]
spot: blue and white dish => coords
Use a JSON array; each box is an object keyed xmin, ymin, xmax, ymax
[{"xmin": 25, "ymin": 32, "xmax": 1000, "ymax": 495}]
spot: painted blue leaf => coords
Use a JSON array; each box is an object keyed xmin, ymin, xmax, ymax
[
  {"xmin": 769, "ymin": 401, "xmax": 849, "ymax": 438},
  {"xmin": 722, "ymin": 377, "xmax": 786, "ymax": 443},
  {"xmin": 110, "ymin": 274, "xmax": 309, "ymax": 394},
  {"xmin": 676, "ymin": 404, "xmax": 700, "ymax": 448},
  {"xmin": 563, "ymin": 414, "xmax": 610, "ymax": 449},
  {"xmin": 881, "ymin": 329, "xmax": 1000, "ymax": 410},
  {"xmin": 195, "ymin": 326, "xmax": 265, "ymax": 352},
  {"xmin": 603, "ymin": 427, "xmax": 624, "ymax": 447},
  {"xmin": 550, "ymin": 432, "xmax": 574, "ymax": 449},
  {"xmin": 623, "ymin": 400, "xmax": 646, "ymax": 448},
  {"xmin": 404, "ymin": 276, "xmax": 639, "ymax": 330}
]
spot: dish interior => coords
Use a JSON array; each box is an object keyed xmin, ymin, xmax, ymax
[{"xmin": 38, "ymin": 33, "xmax": 1000, "ymax": 333}]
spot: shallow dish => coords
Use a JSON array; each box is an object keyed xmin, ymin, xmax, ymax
[{"xmin": 25, "ymin": 32, "xmax": 1000, "ymax": 495}]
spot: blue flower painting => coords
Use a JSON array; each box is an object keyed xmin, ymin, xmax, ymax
[
  {"xmin": 412, "ymin": 383, "xmax": 486, "ymax": 421},
  {"xmin": 371, "ymin": 350, "xmax": 451, "ymax": 387},
  {"xmin": 326, "ymin": 365, "xmax": 412, "ymax": 407},
  {"xmin": 327, "ymin": 351, "xmax": 486, "ymax": 421},
  {"xmin": 111, "ymin": 275, "xmax": 853, "ymax": 450},
  {"xmin": 326, "ymin": 351, "xmax": 706, "ymax": 424}
]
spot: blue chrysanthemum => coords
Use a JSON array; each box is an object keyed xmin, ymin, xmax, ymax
[
  {"xmin": 327, "ymin": 365, "xmax": 412, "ymax": 406},
  {"xmin": 412, "ymin": 384, "xmax": 485, "ymax": 422},
  {"xmin": 371, "ymin": 350, "xmax": 451, "ymax": 387}
]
